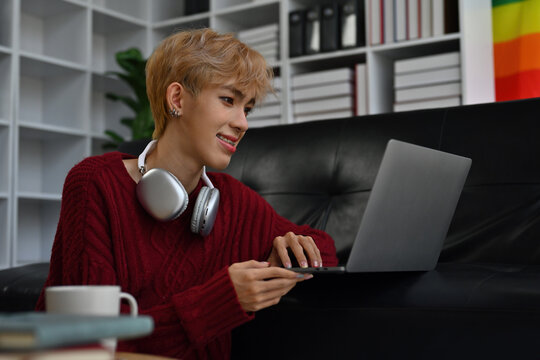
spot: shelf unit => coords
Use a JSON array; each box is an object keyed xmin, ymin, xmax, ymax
[{"xmin": 2, "ymin": 0, "xmax": 494, "ymax": 268}]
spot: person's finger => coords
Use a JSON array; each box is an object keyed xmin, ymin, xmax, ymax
[
  {"xmin": 298, "ymin": 235, "xmax": 321, "ymax": 267},
  {"xmin": 259, "ymin": 275, "xmax": 313, "ymax": 293},
  {"xmin": 273, "ymin": 236, "xmax": 292, "ymax": 268},
  {"xmin": 285, "ymin": 233, "xmax": 309, "ymax": 268},
  {"xmin": 232, "ymin": 260, "xmax": 270, "ymax": 270},
  {"xmin": 251, "ymin": 266, "xmax": 308, "ymax": 281}
]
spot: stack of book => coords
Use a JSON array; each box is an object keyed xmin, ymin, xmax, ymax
[
  {"xmin": 393, "ymin": 51, "xmax": 461, "ymax": 112},
  {"xmin": 289, "ymin": 0, "xmax": 366, "ymax": 57},
  {"xmin": 237, "ymin": 24, "xmax": 279, "ymax": 65},
  {"xmin": 249, "ymin": 77, "xmax": 282, "ymax": 128},
  {"xmin": 0, "ymin": 313, "xmax": 154, "ymax": 360},
  {"xmin": 369, "ymin": 0, "xmax": 459, "ymax": 45},
  {"xmin": 291, "ymin": 68, "xmax": 355, "ymax": 123}
]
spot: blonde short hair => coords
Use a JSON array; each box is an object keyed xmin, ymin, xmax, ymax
[{"xmin": 146, "ymin": 28, "xmax": 274, "ymax": 139}]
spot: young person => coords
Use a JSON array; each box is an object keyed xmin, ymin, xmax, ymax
[{"xmin": 37, "ymin": 28, "xmax": 338, "ymax": 359}]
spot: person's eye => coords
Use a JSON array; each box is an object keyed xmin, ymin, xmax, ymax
[
  {"xmin": 220, "ymin": 97, "xmax": 234, "ymax": 105},
  {"xmin": 244, "ymin": 107, "xmax": 253, "ymax": 116}
]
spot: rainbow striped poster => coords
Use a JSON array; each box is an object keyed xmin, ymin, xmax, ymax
[{"xmin": 493, "ymin": 0, "xmax": 540, "ymax": 101}]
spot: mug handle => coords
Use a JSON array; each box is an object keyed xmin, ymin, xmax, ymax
[{"xmin": 120, "ymin": 292, "xmax": 138, "ymax": 316}]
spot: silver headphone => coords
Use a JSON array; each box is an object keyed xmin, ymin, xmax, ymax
[{"xmin": 136, "ymin": 140, "xmax": 220, "ymax": 237}]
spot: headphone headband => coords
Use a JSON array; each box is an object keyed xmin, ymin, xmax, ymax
[{"xmin": 137, "ymin": 140, "xmax": 215, "ymax": 189}]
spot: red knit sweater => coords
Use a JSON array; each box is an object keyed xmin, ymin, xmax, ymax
[{"xmin": 36, "ymin": 152, "xmax": 338, "ymax": 359}]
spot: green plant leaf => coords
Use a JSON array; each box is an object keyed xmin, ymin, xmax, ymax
[
  {"xmin": 103, "ymin": 47, "xmax": 154, "ymax": 150},
  {"xmin": 105, "ymin": 93, "xmax": 140, "ymax": 113},
  {"xmin": 104, "ymin": 130, "xmax": 125, "ymax": 144}
]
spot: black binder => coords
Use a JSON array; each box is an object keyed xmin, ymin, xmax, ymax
[
  {"xmin": 304, "ymin": 6, "xmax": 321, "ymax": 55},
  {"xmin": 289, "ymin": 10, "xmax": 305, "ymax": 57},
  {"xmin": 321, "ymin": 3, "xmax": 340, "ymax": 52},
  {"xmin": 340, "ymin": 0, "xmax": 366, "ymax": 48},
  {"xmin": 185, "ymin": 0, "xmax": 209, "ymax": 15}
]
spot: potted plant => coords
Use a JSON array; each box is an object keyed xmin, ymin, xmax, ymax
[{"xmin": 103, "ymin": 48, "xmax": 154, "ymax": 149}]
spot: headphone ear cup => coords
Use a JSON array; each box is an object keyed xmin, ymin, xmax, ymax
[
  {"xmin": 137, "ymin": 168, "xmax": 189, "ymax": 221},
  {"xmin": 191, "ymin": 187, "xmax": 220, "ymax": 237}
]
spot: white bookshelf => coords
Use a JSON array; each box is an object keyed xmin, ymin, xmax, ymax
[{"xmin": 2, "ymin": 0, "xmax": 494, "ymax": 268}]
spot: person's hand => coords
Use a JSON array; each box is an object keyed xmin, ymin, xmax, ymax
[
  {"xmin": 266, "ymin": 231, "xmax": 323, "ymax": 269},
  {"xmin": 228, "ymin": 260, "xmax": 312, "ymax": 312}
]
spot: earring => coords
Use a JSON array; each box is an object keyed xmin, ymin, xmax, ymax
[{"xmin": 169, "ymin": 108, "xmax": 180, "ymax": 117}]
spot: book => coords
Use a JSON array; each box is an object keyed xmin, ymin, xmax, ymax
[
  {"xmin": 250, "ymin": 103, "xmax": 281, "ymax": 118},
  {"xmin": 292, "ymin": 68, "xmax": 353, "ymax": 88},
  {"xmin": 407, "ymin": 0, "xmax": 419, "ymax": 40},
  {"xmin": 340, "ymin": 0, "xmax": 365, "ymax": 48},
  {"xmin": 393, "ymin": 96, "xmax": 461, "ymax": 112},
  {"xmin": 394, "ymin": 66, "xmax": 461, "ymax": 89},
  {"xmin": 248, "ymin": 118, "xmax": 281, "ymax": 128},
  {"xmin": 420, "ymin": 0, "xmax": 432, "ymax": 38},
  {"xmin": 395, "ymin": 82, "xmax": 461, "ymax": 102},
  {"xmin": 289, "ymin": 10, "xmax": 305, "ymax": 57},
  {"xmin": 321, "ymin": 3, "xmax": 339, "ymax": 52},
  {"xmin": 295, "ymin": 110, "xmax": 354, "ymax": 123},
  {"xmin": 305, "ymin": 6, "xmax": 321, "ymax": 54},
  {"xmin": 237, "ymin": 31, "xmax": 278, "ymax": 46},
  {"xmin": 432, "ymin": 0, "xmax": 444, "ymax": 36},
  {"xmin": 394, "ymin": 52, "xmax": 460, "ymax": 74},
  {"xmin": 250, "ymin": 40, "xmax": 279, "ymax": 53},
  {"xmin": 0, "ymin": 344, "xmax": 113, "ymax": 360},
  {"xmin": 294, "ymin": 95, "xmax": 353, "ymax": 115},
  {"xmin": 236, "ymin": 24, "xmax": 279, "ymax": 41},
  {"xmin": 355, "ymin": 63, "xmax": 369, "ymax": 116},
  {"xmin": 369, "ymin": 0, "xmax": 382, "ymax": 45},
  {"xmin": 394, "ymin": 0, "xmax": 407, "ymax": 42},
  {"xmin": 0, "ymin": 313, "xmax": 154, "ymax": 351},
  {"xmin": 185, "ymin": 0, "xmax": 209, "ymax": 15},
  {"xmin": 383, "ymin": 0, "xmax": 394, "ymax": 44},
  {"xmin": 292, "ymin": 82, "xmax": 353, "ymax": 102}
]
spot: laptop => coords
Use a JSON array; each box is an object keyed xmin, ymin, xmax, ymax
[{"xmin": 292, "ymin": 139, "xmax": 471, "ymax": 274}]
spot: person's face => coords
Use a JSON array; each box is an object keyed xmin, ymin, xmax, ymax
[{"xmin": 176, "ymin": 82, "xmax": 254, "ymax": 170}]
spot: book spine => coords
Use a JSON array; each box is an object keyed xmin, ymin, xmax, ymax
[
  {"xmin": 383, "ymin": 0, "xmax": 394, "ymax": 44},
  {"xmin": 305, "ymin": 6, "xmax": 321, "ymax": 54},
  {"xmin": 355, "ymin": 63, "xmax": 368, "ymax": 116},
  {"xmin": 394, "ymin": 51, "xmax": 460, "ymax": 74},
  {"xmin": 321, "ymin": 3, "xmax": 340, "ymax": 52},
  {"xmin": 289, "ymin": 11, "xmax": 305, "ymax": 57},
  {"xmin": 432, "ymin": 0, "xmax": 444, "ymax": 36},
  {"xmin": 292, "ymin": 82, "xmax": 353, "ymax": 102},
  {"xmin": 295, "ymin": 110, "xmax": 354, "ymax": 123},
  {"xmin": 407, "ymin": 0, "xmax": 419, "ymax": 40},
  {"xmin": 370, "ymin": 0, "xmax": 381, "ymax": 45},
  {"xmin": 294, "ymin": 95, "xmax": 353, "ymax": 115},
  {"xmin": 395, "ymin": 81, "xmax": 461, "ymax": 102},
  {"xmin": 420, "ymin": 0, "xmax": 432, "ymax": 38},
  {"xmin": 340, "ymin": 1, "xmax": 358, "ymax": 48},
  {"xmin": 394, "ymin": 0, "xmax": 407, "ymax": 42},
  {"xmin": 394, "ymin": 96, "xmax": 461, "ymax": 111},
  {"xmin": 394, "ymin": 66, "xmax": 461, "ymax": 89},
  {"xmin": 292, "ymin": 68, "xmax": 353, "ymax": 88}
]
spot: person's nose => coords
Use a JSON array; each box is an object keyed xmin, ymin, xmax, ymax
[{"xmin": 231, "ymin": 108, "xmax": 249, "ymax": 133}]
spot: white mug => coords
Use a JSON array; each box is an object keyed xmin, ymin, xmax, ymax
[{"xmin": 45, "ymin": 285, "xmax": 138, "ymax": 353}]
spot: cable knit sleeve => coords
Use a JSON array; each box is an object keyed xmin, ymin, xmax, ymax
[{"xmin": 222, "ymin": 174, "xmax": 339, "ymax": 267}]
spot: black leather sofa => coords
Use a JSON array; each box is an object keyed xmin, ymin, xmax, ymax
[{"xmin": 1, "ymin": 97, "xmax": 540, "ymax": 359}]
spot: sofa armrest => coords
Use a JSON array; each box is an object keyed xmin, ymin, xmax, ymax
[{"xmin": 0, "ymin": 263, "xmax": 49, "ymax": 312}]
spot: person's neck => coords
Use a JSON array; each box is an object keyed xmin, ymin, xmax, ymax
[{"xmin": 145, "ymin": 135, "xmax": 203, "ymax": 195}]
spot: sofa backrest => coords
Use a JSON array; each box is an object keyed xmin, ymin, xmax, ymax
[{"xmin": 225, "ymin": 98, "xmax": 540, "ymax": 265}]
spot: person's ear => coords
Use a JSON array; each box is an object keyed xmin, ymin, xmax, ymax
[{"xmin": 166, "ymin": 82, "xmax": 183, "ymax": 117}]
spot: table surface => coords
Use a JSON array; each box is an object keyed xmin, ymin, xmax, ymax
[{"xmin": 116, "ymin": 352, "xmax": 177, "ymax": 360}]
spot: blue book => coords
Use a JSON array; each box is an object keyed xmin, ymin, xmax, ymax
[{"xmin": 0, "ymin": 313, "xmax": 154, "ymax": 350}]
